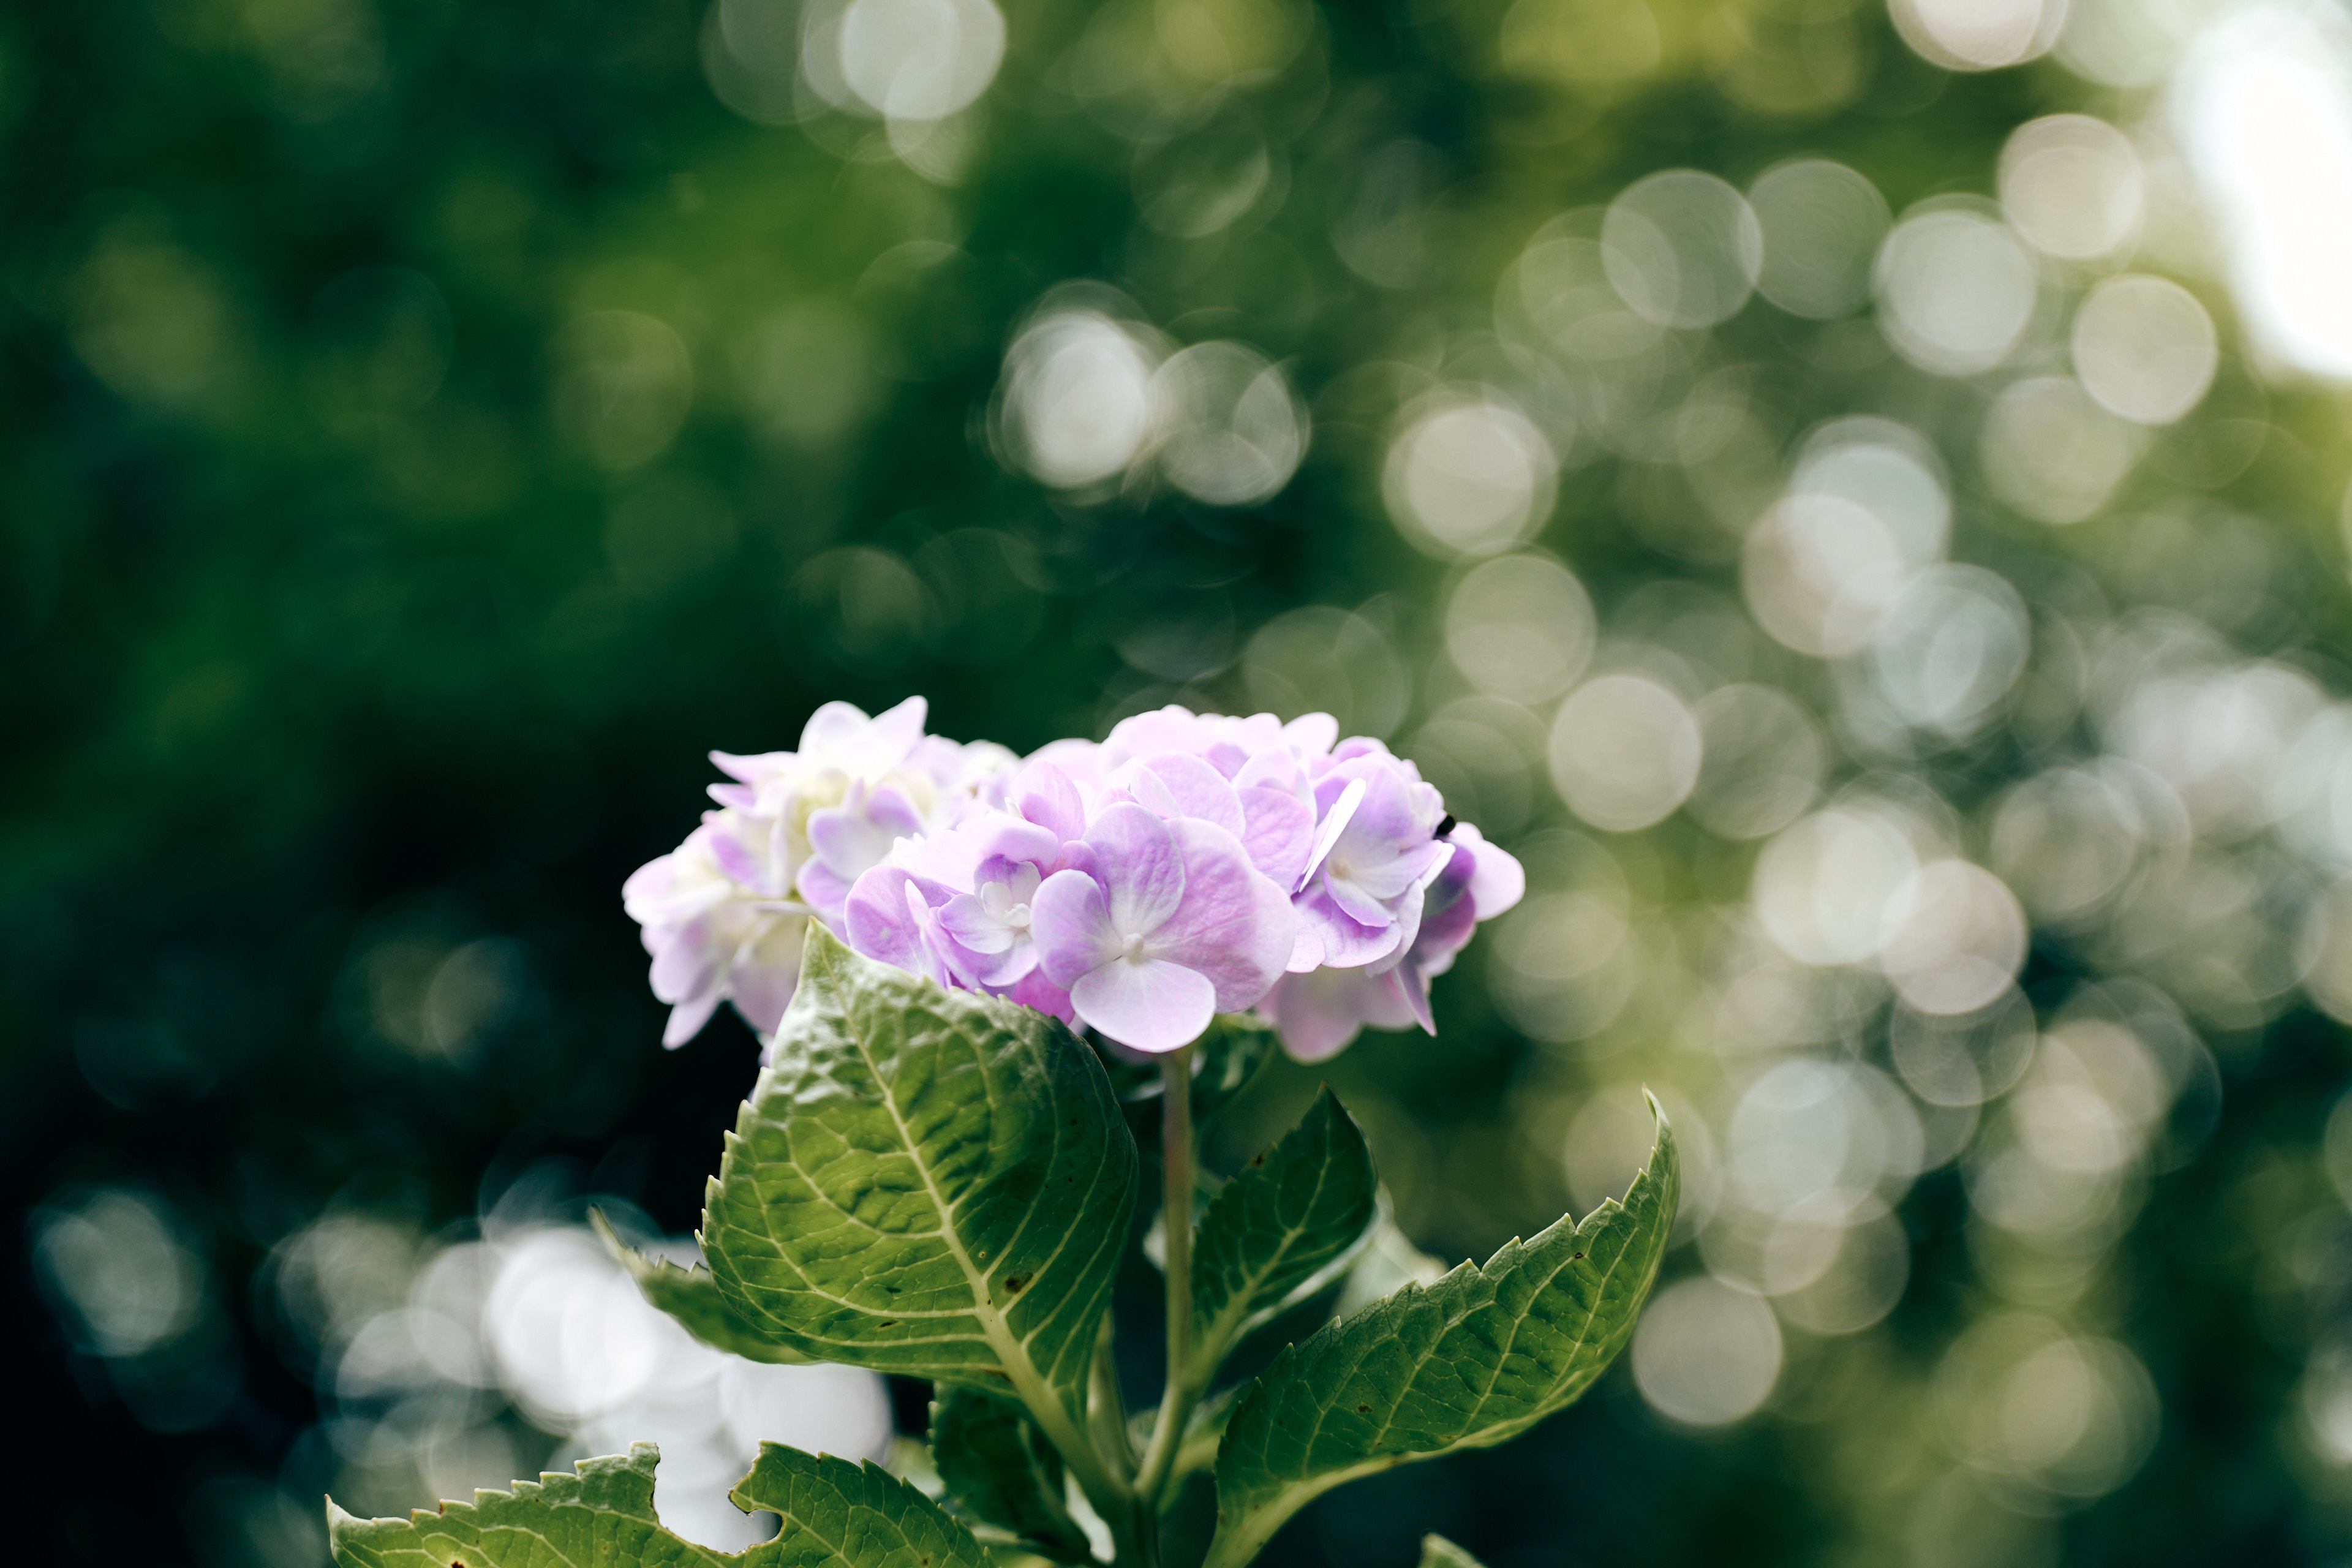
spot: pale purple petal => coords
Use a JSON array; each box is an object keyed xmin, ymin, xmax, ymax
[
  {"xmin": 728, "ymin": 915, "xmax": 809, "ymax": 1036},
  {"xmin": 795, "ymin": 860, "xmax": 854, "ymax": 922},
  {"xmin": 663, "ymin": 989, "xmax": 724, "ymax": 1049},
  {"xmin": 710, "ymin": 749, "xmax": 787, "ymax": 785},
  {"xmin": 799, "ymin": 695, "xmax": 927, "ymax": 776},
  {"xmin": 624, "ymin": 839, "xmax": 732, "ymax": 927},
  {"xmin": 1070, "ymin": 958, "xmax": 1218, "ymax": 1053},
  {"xmin": 802, "ymin": 783, "xmax": 927, "ymax": 915},
  {"xmin": 1322, "ymin": 865, "xmax": 1400, "ymax": 928},
  {"xmin": 1009, "ymin": 761, "xmax": 1087, "ymax": 842},
  {"xmin": 1144, "ymin": 819, "xmax": 1295, "ymax": 1012},
  {"xmin": 1231, "ymin": 745, "xmax": 1300, "ymax": 794},
  {"xmin": 937, "ymin": 893, "xmax": 1013, "ymax": 955},
  {"xmin": 707, "ymin": 824, "xmax": 766, "ymax": 889},
  {"xmin": 1453, "ymin": 823, "xmax": 1525, "ymax": 919},
  {"xmin": 1263, "ymin": 965, "xmax": 1415, "ymax": 1062},
  {"xmin": 1001, "ymin": 968, "xmax": 1077, "ymax": 1027},
  {"xmin": 1087, "ymin": 802, "xmax": 1187, "ymax": 938},
  {"xmin": 1128, "ymin": 753, "xmax": 1245, "ymax": 838},
  {"xmin": 1239, "ymin": 786, "xmax": 1314, "ymax": 891},
  {"xmin": 906, "ymin": 733, "xmax": 967, "ymax": 787},
  {"xmin": 797, "ymin": 700, "xmax": 878, "ymax": 755},
  {"xmin": 845, "ymin": 867, "xmax": 938, "ymax": 974},
  {"xmin": 649, "ymin": 920, "xmax": 721, "ymax": 1004},
  {"xmin": 621, "ymin": 856, "xmax": 685, "ymax": 927},
  {"xmin": 1298, "ymin": 777, "xmax": 1365, "ymax": 892},
  {"xmin": 1411, "ymin": 849, "xmax": 1482, "ymax": 959},
  {"xmin": 1033, "ymin": 869, "xmax": 1123, "ymax": 989},
  {"xmin": 959, "ymin": 938, "xmax": 1038, "ymax": 989},
  {"xmin": 865, "ymin": 695, "xmax": 929, "ymax": 754},
  {"xmin": 1383, "ymin": 962, "xmax": 1435, "ymax": 1035},
  {"xmin": 1101, "ymin": 705, "xmax": 1223, "ymax": 767},
  {"xmin": 1294, "ymin": 889, "xmax": 1408, "ymax": 970},
  {"xmin": 970, "ymin": 816, "xmax": 1061, "ymax": 870},
  {"xmin": 1389, "ymin": 840, "xmax": 1461, "ymax": 953},
  {"xmin": 1287, "ymin": 918, "xmax": 1325, "ymax": 973},
  {"xmin": 1283, "ymin": 712, "xmax": 1339, "ymax": 759},
  {"xmin": 1027, "ymin": 736, "xmax": 1105, "ymax": 790}
]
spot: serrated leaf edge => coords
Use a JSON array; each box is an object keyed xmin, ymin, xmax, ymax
[{"xmin": 1202, "ymin": 1099, "xmax": 1677, "ymax": 1568}]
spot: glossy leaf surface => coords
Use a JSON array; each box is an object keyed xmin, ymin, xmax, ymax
[
  {"xmin": 328, "ymin": 1442, "xmax": 987, "ymax": 1568},
  {"xmin": 1188, "ymin": 1086, "xmax": 1379, "ymax": 1373},
  {"xmin": 1208, "ymin": 1106, "xmax": 1678, "ymax": 1568},
  {"xmin": 703, "ymin": 928, "xmax": 1136, "ymax": 1425}
]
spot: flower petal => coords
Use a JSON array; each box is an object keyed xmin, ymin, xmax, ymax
[
  {"xmin": 1294, "ymin": 889, "xmax": 1408, "ymax": 970},
  {"xmin": 1087, "ymin": 801, "xmax": 1188, "ymax": 937},
  {"xmin": 1454, "ymin": 823, "xmax": 1526, "ymax": 919},
  {"xmin": 728, "ymin": 914, "xmax": 809, "ymax": 1035},
  {"xmin": 1009, "ymin": 760, "xmax": 1088, "ymax": 842},
  {"xmin": 1146, "ymin": 818, "xmax": 1295, "ymax": 1012},
  {"xmin": 1071, "ymin": 957, "xmax": 1218, "ymax": 1052},
  {"xmin": 1240, "ymin": 785, "xmax": 1314, "ymax": 891},
  {"xmin": 845, "ymin": 867, "xmax": 935, "ymax": 974},
  {"xmin": 1032, "ymin": 869, "xmax": 1123, "ymax": 988},
  {"xmin": 663, "ymin": 989, "xmax": 723, "ymax": 1049},
  {"xmin": 1283, "ymin": 711, "xmax": 1339, "ymax": 759},
  {"xmin": 1001, "ymin": 967, "xmax": 1077, "ymax": 1027},
  {"xmin": 1298, "ymin": 777, "xmax": 1365, "ymax": 892},
  {"xmin": 1263, "ymin": 965, "xmax": 1415, "ymax": 1062},
  {"xmin": 649, "ymin": 919, "xmax": 721, "ymax": 1004},
  {"xmin": 936, "ymin": 892, "xmax": 1014, "ymax": 955},
  {"xmin": 1129, "ymin": 752, "xmax": 1246, "ymax": 839}
]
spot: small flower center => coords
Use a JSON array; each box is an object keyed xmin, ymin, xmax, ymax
[{"xmin": 1120, "ymin": 930, "xmax": 1148, "ymax": 962}]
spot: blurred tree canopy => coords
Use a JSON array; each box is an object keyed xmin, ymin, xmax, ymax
[{"xmin": 12, "ymin": 0, "xmax": 2352, "ymax": 1564}]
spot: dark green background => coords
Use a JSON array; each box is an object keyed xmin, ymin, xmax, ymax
[{"xmin": 10, "ymin": 1, "xmax": 2352, "ymax": 1564}]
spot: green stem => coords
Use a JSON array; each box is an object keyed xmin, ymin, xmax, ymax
[
  {"xmin": 1133, "ymin": 1044, "xmax": 1198, "ymax": 1509},
  {"xmin": 1088, "ymin": 1311, "xmax": 1133, "ymax": 1483}
]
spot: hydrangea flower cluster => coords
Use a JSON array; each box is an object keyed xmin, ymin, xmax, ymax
[{"xmin": 625, "ymin": 698, "xmax": 1523, "ymax": 1060}]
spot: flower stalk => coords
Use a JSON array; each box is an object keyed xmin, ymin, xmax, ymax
[{"xmin": 1134, "ymin": 1044, "xmax": 1199, "ymax": 1512}]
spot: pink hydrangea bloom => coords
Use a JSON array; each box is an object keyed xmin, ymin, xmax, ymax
[
  {"xmin": 628, "ymin": 698, "xmax": 1523, "ymax": 1062},
  {"xmin": 622, "ymin": 697, "xmax": 1012, "ymax": 1050}
]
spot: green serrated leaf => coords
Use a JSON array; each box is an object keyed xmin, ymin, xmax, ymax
[
  {"xmin": 930, "ymin": 1387, "xmax": 1089, "ymax": 1562},
  {"xmin": 1205, "ymin": 1101, "xmax": 1678, "ymax": 1568},
  {"xmin": 328, "ymin": 1441, "xmax": 989, "ymax": 1568},
  {"xmin": 590, "ymin": 1209, "xmax": 815, "ymax": 1366},
  {"xmin": 703, "ymin": 925, "xmax": 1136, "ymax": 1439},
  {"xmin": 1188, "ymin": 1087, "xmax": 1378, "ymax": 1379},
  {"xmin": 1419, "ymin": 1533, "xmax": 1487, "ymax": 1568}
]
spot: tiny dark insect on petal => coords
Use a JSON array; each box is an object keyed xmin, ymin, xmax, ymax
[{"xmin": 1435, "ymin": 814, "xmax": 1457, "ymax": 838}]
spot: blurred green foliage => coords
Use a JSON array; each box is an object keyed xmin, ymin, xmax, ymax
[{"xmin": 12, "ymin": 0, "xmax": 2352, "ymax": 1565}]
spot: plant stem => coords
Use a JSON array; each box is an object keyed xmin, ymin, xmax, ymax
[
  {"xmin": 1134, "ymin": 1043, "xmax": 1198, "ymax": 1509},
  {"xmin": 1088, "ymin": 1311, "xmax": 1133, "ymax": 1482}
]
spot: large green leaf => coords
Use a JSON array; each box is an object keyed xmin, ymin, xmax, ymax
[
  {"xmin": 930, "ymin": 1387, "xmax": 1089, "ymax": 1562},
  {"xmin": 590, "ymin": 1209, "xmax": 815, "ymax": 1366},
  {"xmin": 702, "ymin": 926, "xmax": 1136, "ymax": 1433},
  {"xmin": 1188, "ymin": 1087, "xmax": 1378, "ymax": 1379},
  {"xmin": 1205, "ymin": 1103, "xmax": 1678, "ymax": 1568},
  {"xmin": 328, "ymin": 1442, "xmax": 987, "ymax": 1568}
]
